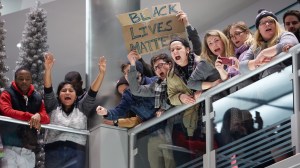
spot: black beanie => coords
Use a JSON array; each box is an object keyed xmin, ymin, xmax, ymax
[
  {"xmin": 255, "ymin": 9, "xmax": 278, "ymax": 28},
  {"xmin": 116, "ymin": 76, "xmax": 128, "ymax": 90}
]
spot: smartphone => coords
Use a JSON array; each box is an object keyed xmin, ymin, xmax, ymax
[{"xmin": 218, "ymin": 57, "xmax": 234, "ymax": 66}]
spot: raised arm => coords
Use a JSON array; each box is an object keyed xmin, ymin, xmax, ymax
[
  {"xmin": 131, "ymin": 51, "xmax": 154, "ymax": 77},
  {"xmin": 90, "ymin": 56, "xmax": 106, "ymax": 92},
  {"xmin": 127, "ymin": 51, "xmax": 155, "ymax": 97},
  {"xmin": 44, "ymin": 52, "xmax": 55, "ymax": 88},
  {"xmin": 43, "ymin": 52, "xmax": 58, "ymax": 112},
  {"xmin": 79, "ymin": 56, "xmax": 106, "ymax": 115},
  {"xmin": 177, "ymin": 10, "xmax": 201, "ymax": 55}
]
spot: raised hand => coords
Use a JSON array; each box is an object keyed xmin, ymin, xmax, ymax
[
  {"xmin": 131, "ymin": 50, "xmax": 142, "ymax": 60},
  {"xmin": 176, "ymin": 10, "xmax": 189, "ymax": 26},
  {"xmin": 98, "ymin": 56, "xmax": 106, "ymax": 73},
  {"xmin": 44, "ymin": 52, "xmax": 55, "ymax": 70},
  {"xmin": 127, "ymin": 50, "xmax": 138, "ymax": 65}
]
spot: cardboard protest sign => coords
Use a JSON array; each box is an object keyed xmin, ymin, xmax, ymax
[
  {"xmin": 152, "ymin": 3, "xmax": 181, "ymax": 18},
  {"xmin": 117, "ymin": 2, "xmax": 186, "ymax": 55},
  {"xmin": 117, "ymin": 8, "xmax": 151, "ymax": 25}
]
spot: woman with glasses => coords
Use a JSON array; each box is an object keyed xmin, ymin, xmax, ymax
[
  {"xmin": 223, "ymin": 22, "xmax": 258, "ymax": 92},
  {"xmin": 239, "ymin": 9, "xmax": 298, "ymax": 78},
  {"xmin": 227, "ymin": 21, "xmax": 254, "ymax": 73}
]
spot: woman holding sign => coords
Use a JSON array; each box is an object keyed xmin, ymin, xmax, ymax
[{"xmin": 167, "ymin": 10, "xmax": 205, "ymax": 165}]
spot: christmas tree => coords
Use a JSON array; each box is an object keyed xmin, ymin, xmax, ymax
[
  {"xmin": 16, "ymin": 1, "xmax": 48, "ymax": 93},
  {"xmin": 0, "ymin": 1, "xmax": 9, "ymax": 89}
]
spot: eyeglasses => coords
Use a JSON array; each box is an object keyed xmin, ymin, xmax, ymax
[
  {"xmin": 154, "ymin": 62, "xmax": 167, "ymax": 71},
  {"xmin": 259, "ymin": 19, "xmax": 275, "ymax": 26},
  {"xmin": 229, "ymin": 31, "xmax": 245, "ymax": 39},
  {"xmin": 285, "ymin": 21, "xmax": 299, "ymax": 26}
]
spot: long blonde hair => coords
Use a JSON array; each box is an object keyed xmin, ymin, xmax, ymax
[
  {"xmin": 252, "ymin": 16, "xmax": 285, "ymax": 50},
  {"xmin": 201, "ymin": 30, "xmax": 233, "ymax": 64}
]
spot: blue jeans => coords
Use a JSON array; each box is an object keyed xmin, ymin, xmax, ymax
[{"xmin": 45, "ymin": 141, "xmax": 85, "ymax": 168}]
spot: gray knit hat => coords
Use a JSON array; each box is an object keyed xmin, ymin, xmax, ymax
[{"xmin": 255, "ymin": 9, "xmax": 278, "ymax": 28}]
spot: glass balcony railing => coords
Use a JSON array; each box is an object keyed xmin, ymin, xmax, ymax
[{"xmin": 129, "ymin": 44, "xmax": 300, "ymax": 168}]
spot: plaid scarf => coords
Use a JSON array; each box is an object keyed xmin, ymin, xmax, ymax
[
  {"xmin": 175, "ymin": 53, "xmax": 195, "ymax": 84},
  {"xmin": 154, "ymin": 79, "xmax": 168, "ymax": 109}
]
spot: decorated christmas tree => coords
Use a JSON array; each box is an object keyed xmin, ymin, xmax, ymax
[
  {"xmin": 0, "ymin": 1, "xmax": 9, "ymax": 89},
  {"xmin": 16, "ymin": 1, "xmax": 48, "ymax": 93}
]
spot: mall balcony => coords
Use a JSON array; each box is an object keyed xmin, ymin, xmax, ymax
[
  {"xmin": 0, "ymin": 44, "xmax": 299, "ymax": 168},
  {"xmin": 1, "ymin": 0, "xmax": 300, "ymax": 168}
]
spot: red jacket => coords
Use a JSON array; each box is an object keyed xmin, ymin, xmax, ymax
[{"xmin": 0, "ymin": 81, "xmax": 50, "ymax": 124}]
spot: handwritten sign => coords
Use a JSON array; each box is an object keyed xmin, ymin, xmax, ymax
[
  {"xmin": 117, "ymin": 3, "xmax": 186, "ymax": 55},
  {"xmin": 152, "ymin": 3, "xmax": 181, "ymax": 18}
]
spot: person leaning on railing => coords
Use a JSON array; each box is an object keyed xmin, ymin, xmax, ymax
[
  {"xmin": 225, "ymin": 21, "xmax": 258, "ymax": 92},
  {"xmin": 167, "ymin": 10, "xmax": 202, "ymax": 140},
  {"xmin": 127, "ymin": 51, "xmax": 175, "ymax": 168},
  {"xmin": 167, "ymin": 12, "xmax": 204, "ymax": 163},
  {"xmin": 43, "ymin": 52, "xmax": 106, "ymax": 168},
  {"xmin": 0, "ymin": 67, "xmax": 50, "ymax": 168},
  {"xmin": 226, "ymin": 21, "xmax": 254, "ymax": 76},
  {"xmin": 239, "ymin": 9, "xmax": 299, "ymax": 79}
]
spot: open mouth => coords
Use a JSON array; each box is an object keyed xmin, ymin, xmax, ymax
[
  {"xmin": 159, "ymin": 72, "xmax": 165, "ymax": 78},
  {"xmin": 214, "ymin": 48, "xmax": 220, "ymax": 53},
  {"xmin": 64, "ymin": 97, "xmax": 72, "ymax": 100},
  {"xmin": 266, "ymin": 28, "xmax": 272, "ymax": 32},
  {"xmin": 175, "ymin": 56, "xmax": 181, "ymax": 60},
  {"xmin": 235, "ymin": 41, "xmax": 240, "ymax": 45}
]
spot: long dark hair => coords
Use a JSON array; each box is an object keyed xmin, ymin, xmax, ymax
[{"xmin": 56, "ymin": 81, "xmax": 78, "ymax": 112}]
